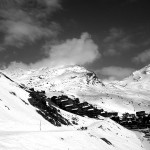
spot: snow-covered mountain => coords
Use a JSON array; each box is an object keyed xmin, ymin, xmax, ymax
[
  {"xmin": 0, "ymin": 71, "xmax": 145, "ymax": 150},
  {"xmin": 106, "ymin": 64, "xmax": 150, "ymax": 113},
  {"xmin": 119, "ymin": 64, "xmax": 150, "ymax": 90},
  {"xmin": 6, "ymin": 65, "xmax": 104, "ymax": 91},
  {"xmin": 4, "ymin": 65, "xmax": 150, "ymax": 114}
]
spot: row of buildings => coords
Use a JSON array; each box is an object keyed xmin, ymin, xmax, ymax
[
  {"xmin": 51, "ymin": 95, "xmax": 104, "ymax": 118},
  {"xmin": 119, "ymin": 111, "xmax": 150, "ymax": 128},
  {"xmin": 29, "ymin": 89, "xmax": 150, "ymax": 129},
  {"xmin": 51, "ymin": 95, "xmax": 150, "ymax": 129}
]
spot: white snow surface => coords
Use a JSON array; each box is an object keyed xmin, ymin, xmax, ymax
[
  {"xmin": 0, "ymin": 72, "xmax": 56, "ymax": 131},
  {"xmin": 0, "ymin": 121, "xmax": 145, "ymax": 150},
  {"xmin": 0, "ymin": 70, "xmax": 146, "ymax": 150}
]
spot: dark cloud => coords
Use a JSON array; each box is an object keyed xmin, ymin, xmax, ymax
[
  {"xmin": 0, "ymin": 46, "xmax": 5, "ymax": 52},
  {"xmin": 0, "ymin": 0, "xmax": 61, "ymax": 48},
  {"xmin": 132, "ymin": 49, "xmax": 150, "ymax": 63},
  {"xmin": 102, "ymin": 28, "xmax": 136, "ymax": 56},
  {"xmin": 0, "ymin": 0, "xmax": 61, "ymax": 9},
  {"xmin": 127, "ymin": 0, "xmax": 139, "ymax": 3},
  {"xmin": 142, "ymin": 38, "xmax": 150, "ymax": 46}
]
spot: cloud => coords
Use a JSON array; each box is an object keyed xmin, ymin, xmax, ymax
[
  {"xmin": 6, "ymin": 33, "xmax": 100, "ymax": 69},
  {"xmin": 0, "ymin": 0, "xmax": 61, "ymax": 48},
  {"xmin": 0, "ymin": 0, "xmax": 61, "ymax": 10},
  {"xmin": 142, "ymin": 39, "xmax": 150, "ymax": 46},
  {"xmin": 4, "ymin": 61, "xmax": 29, "ymax": 71},
  {"xmin": 0, "ymin": 46, "xmax": 5, "ymax": 52},
  {"xmin": 127, "ymin": 0, "xmax": 139, "ymax": 2},
  {"xmin": 31, "ymin": 32, "xmax": 100, "ymax": 68},
  {"xmin": 96, "ymin": 66, "xmax": 135, "ymax": 80},
  {"xmin": 42, "ymin": 0, "xmax": 61, "ymax": 8},
  {"xmin": 132, "ymin": 49, "xmax": 150, "ymax": 63},
  {"xmin": 1, "ymin": 19, "xmax": 59, "ymax": 47},
  {"xmin": 102, "ymin": 28, "xmax": 135, "ymax": 56}
]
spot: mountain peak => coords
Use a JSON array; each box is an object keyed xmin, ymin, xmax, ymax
[{"xmin": 3, "ymin": 65, "xmax": 104, "ymax": 97}]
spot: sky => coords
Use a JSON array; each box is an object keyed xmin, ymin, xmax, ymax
[{"xmin": 0, "ymin": 0, "xmax": 150, "ymax": 80}]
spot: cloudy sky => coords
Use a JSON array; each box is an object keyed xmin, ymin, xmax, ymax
[{"xmin": 0, "ymin": 0, "xmax": 150, "ymax": 80}]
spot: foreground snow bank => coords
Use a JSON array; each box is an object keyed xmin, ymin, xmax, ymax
[
  {"xmin": 134, "ymin": 130, "xmax": 150, "ymax": 150},
  {"xmin": 0, "ymin": 120, "xmax": 144, "ymax": 150}
]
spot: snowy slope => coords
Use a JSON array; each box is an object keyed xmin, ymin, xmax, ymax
[
  {"xmin": 0, "ymin": 71, "xmax": 147, "ymax": 150},
  {"xmin": 0, "ymin": 119, "xmax": 145, "ymax": 150},
  {"xmin": 120, "ymin": 64, "xmax": 150, "ymax": 90},
  {"xmin": 0, "ymin": 72, "xmax": 59, "ymax": 131},
  {"xmin": 0, "ymin": 72, "xmax": 89, "ymax": 131},
  {"xmin": 105, "ymin": 64, "xmax": 150, "ymax": 113},
  {"xmin": 5, "ymin": 65, "xmax": 150, "ymax": 114}
]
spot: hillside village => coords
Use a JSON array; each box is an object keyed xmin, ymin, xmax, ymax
[{"xmin": 28, "ymin": 88, "xmax": 150, "ymax": 129}]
